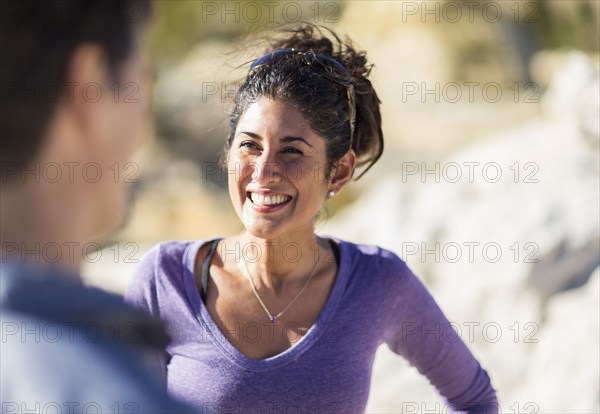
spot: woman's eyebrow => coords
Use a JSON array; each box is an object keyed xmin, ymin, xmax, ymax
[
  {"xmin": 238, "ymin": 131, "xmax": 313, "ymax": 148},
  {"xmin": 237, "ymin": 131, "xmax": 260, "ymax": 139},
  {"xmin": 281, "ymin": 136, "xmax": 313, "ymax": 147}
]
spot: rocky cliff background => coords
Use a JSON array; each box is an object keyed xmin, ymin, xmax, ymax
[{"xmin": 82, "ymin": 1, "xmax": 599, "ymax": 411}]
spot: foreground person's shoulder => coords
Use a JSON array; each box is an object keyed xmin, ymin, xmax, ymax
[{"xmin": 0, "ymin": 309, "xmax": 195, "ymax": 413}]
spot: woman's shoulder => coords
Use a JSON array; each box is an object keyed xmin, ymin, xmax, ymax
[
  {"xmin": 323, "ymin": 235, "xmax": 402, "ymax": 261},
  {"xmin": 136, "ymin": 237, "xmax": 222, "ymax": 269},
  {"xmin": 135, "ymin": 240, "xmax": 194, "ymax": 272},
  {"xmin": 124, "ymin": 238, "xmax": 225, "ymax": 313},
  {"xmin": 125, "ymin": 238, "xmax": 217, "ymax": 296},
  {"xmin": 328, "ymin": 235, "xmax": 408, "ymax": 269},
  {"xmin": 334, "ymin": 238, "xmax": 436, "ymax": 313},
  {"xmin": 327, "ymin": 237, "xmax": 422, "ymax": 307}
]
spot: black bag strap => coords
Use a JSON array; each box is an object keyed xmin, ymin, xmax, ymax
[
  {"xmin": 328, "ymin": 238, "xmax": 340, "ymax": 265},
  {"xmin": 200, "ymin": 238, "xmax": 222, "ymax": 304}
]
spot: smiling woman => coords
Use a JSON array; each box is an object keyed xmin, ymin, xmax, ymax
[
  {"xmin": 229, "ymin": 97, "xmax": 354, "ymax": 239},
  {"xmin": 124, "ymin": 23, "xmax": 499, "ymax": 413}
]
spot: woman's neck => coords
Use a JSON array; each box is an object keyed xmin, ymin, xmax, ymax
[{"xmin": 233, "ymin": 229, "xmax": 330, "ymax": 293}]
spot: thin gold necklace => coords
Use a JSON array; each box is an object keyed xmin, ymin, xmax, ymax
[{"xmin": 236, "ymin": 242, "xmax": 324, "ymax": 324}]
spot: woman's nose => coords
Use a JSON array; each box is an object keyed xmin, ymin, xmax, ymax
[{"xmin": 251, "ymin": 150, "xmax": 283, "ymax": 184}]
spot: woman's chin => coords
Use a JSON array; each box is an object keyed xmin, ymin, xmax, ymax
[
  {"xmin": 242, "ymin": 223, "xmax": 283, "ymax": 240},
  {"xmin": 240, "ymin": 215, "xmax": 288, "ymax": 240}
]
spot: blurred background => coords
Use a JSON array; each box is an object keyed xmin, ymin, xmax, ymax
[{"xmin": 82, "ymin": 1, "xmax": 600, "ymax": 412}]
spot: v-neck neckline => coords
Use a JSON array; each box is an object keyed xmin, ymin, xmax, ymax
[{"xmin": 181, "ymin": 235, "xmax": 349, "ymax": 371}]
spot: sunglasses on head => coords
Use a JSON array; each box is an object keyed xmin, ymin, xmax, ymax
[{"xmin": 248, "ymin": 48, "xmax": 356, "ymax": 148}]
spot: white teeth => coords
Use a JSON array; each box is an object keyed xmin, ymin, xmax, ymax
[{"xmin": 249, "ymin": 193, "xmax": 290, "ymax": 206}]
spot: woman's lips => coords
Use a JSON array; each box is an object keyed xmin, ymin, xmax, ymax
[{"xmin": 246, "ymin": 191, "xmax": 293, "ymax": 213}]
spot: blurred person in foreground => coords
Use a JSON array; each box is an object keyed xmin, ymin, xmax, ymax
[
  {"xmin": 0, "ymin": 1, "xmax": 195, "ymax": 412},
  {"xmin": 125, "ymin": 23, "xmax": 499, "ymax": 413}
]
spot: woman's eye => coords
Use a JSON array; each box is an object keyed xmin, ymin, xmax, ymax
[
  {"xmin": 282, "ymin": 147, "xmax": 303, "ymax": 155},
  {"xmin": 240, "ymin": 141, "xmax": 259, "ymax": 150}
]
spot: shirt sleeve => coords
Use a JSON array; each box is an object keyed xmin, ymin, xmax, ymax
[
  {"xmin": 124, "ymin": 244, "xmax": 162, "ymax": 317},
  {"xmin": 379, "ymin": 249, "xmax": 499, "ymax": 414},
  {"xmin": 124, "ymin": 243, "xmax": 170, "ymax": 388}
]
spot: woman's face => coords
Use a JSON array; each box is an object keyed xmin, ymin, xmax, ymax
[{"xmin": 227, "ymin": 97, "xmax": 332, "ymax": 239}]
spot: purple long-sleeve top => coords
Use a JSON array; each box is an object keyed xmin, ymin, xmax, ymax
[{"xmin": 124, "ymin": 236, "xmax": 498, "ymax": 413}]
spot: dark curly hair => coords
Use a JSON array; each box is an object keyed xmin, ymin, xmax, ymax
[{"xmin": 222, "ymin": 23, "xmax": 384, "ymax": 181}]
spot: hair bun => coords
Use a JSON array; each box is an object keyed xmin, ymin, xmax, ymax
[{"xmin": 229, "ymin": 22, "xmax": 383, "ymax": 180}]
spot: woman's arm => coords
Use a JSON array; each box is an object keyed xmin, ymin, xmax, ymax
[
  {"xmin": 124, "ymin": 244, "xmax": 170, "ymax": 388},
  {"xmin": 379, "ymin": 249, "xmax": 499, "ymax": 413}
]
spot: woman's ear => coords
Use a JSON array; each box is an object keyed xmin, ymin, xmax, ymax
[{"xmin": 328, "ymin": 149, "xmax": 356, "ymax": 195}]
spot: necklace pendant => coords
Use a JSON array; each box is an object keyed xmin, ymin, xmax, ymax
[{"xmin": 270, "ymin": 315, "xmax": 278, "ymax": 323}]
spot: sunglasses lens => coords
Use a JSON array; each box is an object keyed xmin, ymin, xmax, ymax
[
  {"xmin": 249, "ymin": 49, "xmax": 294, "ymax": 70},
  {"xmin": 247, "ymin": 49, "xmax": 355, "ymax": 144},
  {"xmin": 303, "ymin": 51, "xmax": 351, "ymax": 85},
  {"xmin": 249, "ymin": 49, "xmax": 351, "ymax": 85}
]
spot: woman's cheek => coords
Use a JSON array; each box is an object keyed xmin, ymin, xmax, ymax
[
  {"xmin": 240, "ymin": 160, "xmax": 256, "ymax": 182},
  {"xmin": 282, "ymin": 161, "xmax": 309, "ymax": 185},
  {"xmin": 226, "ymin": 153, "xmax": 246, "ymax": 185}
]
